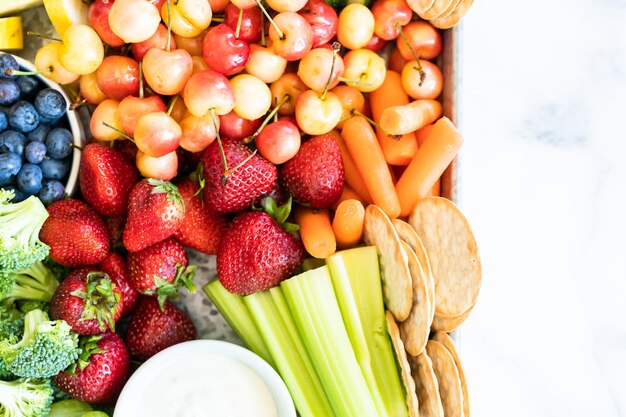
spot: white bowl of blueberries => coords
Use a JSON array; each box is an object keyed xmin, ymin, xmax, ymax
[{"xmin": 0, "ymin": 53, "xmax": 85, "ymax": 205}]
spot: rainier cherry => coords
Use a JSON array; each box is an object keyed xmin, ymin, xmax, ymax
[
  {"xmin": 297, "ymin": 47, "xmax": 344, "ymax": 92},
  {"xmin": 268, "ymin": 12, "xmax": 313, "ymax": 61},
  {"xmin": 108, "ymin": 0, "xmax": 161, "ymax": 43},
  {"xmin": 337, "ymin": 4, "xmax": 375, "ymax": 50},
  {"xmin": 342, "ymin": 49, "xmax": 387, "ymax": 93},
  {"xmin": 90, "ymin": 99, "xmax": 122, "ymax": 142},
  {"xmin": 136, "ymin": 150, "xmax": 178, "ymax": 181},
  {"xmin": 131, "ymin": 24, "xmax": 177, "ymax": 61},
  {"xmin": 231, "ymin": 74, "xmax": 272, "ymax": 121},
  {"xmin": 269, "ymin": 73, "xmax": 308, "ymax": 115},
  {"xmin": 89, "ymin": 0, "xmax": 125, "ymax": 47},
  {"xmin": 396, "ymin": 20, "xmax": 443, "ymax": 61},
  {"xmin": 298, "ymin": 0, "xmax": 338, "ymax": 48},
  {"xmin": 79, "ymin": 72, "xmax": 107, "ymax": 106},
  {"xmin": 57, "ymin": 24, "xmax": 104, "ymax": 76},
  {"xmin": 134, "ymin": 112, "xmax": 182, "ymax": 157},
  {"xmin": 245, "ymin": 43, "xmax": 287, "ymax": 84},
  {"xmin": 34, "ymin": 43, "xmax": 79, "ymax": 85},
  {"xmin": 256, "ymin": 120, "xmax": 301, "ymax": 164},
  {"xmin": 118, "ymin": 95, "xmax": 167, "ymax": 137},
  {"xmin": 143, "ymin": 48, "xmax": 193, "ymax": 96},
  {"xmin": 160, "ymin": 0, "xmax": 212, "ymax": 38},
  {"xmin": 96, "ymin": 56, "xmax": 140, "ymax": 101}
]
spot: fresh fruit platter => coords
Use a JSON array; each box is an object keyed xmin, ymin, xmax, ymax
[{"xmin": 0, "ymin": 0, "xmax": 479, "ymax": 416}]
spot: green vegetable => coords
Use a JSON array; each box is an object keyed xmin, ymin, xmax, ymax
[
  {"xmin": 327, "ymin": 246, "xmax": 409, "ymax": 417},
  {"xmin": 324, "ymin": 0, "xmax": 373, "ymax": 10},
  {"xmin": 47, "ymin": 399, "xmax": 93, "ymax": 417},
  {"xmin": 81, "ymin": 412, "xmax": 109, "ymax": 417},
  {"xmin": 281, "ymin": 266, "xmax": 378, "ymax": 417},
  {"xmin": 0, "ymin": 190, "xmax": 50, "ymax": 272},
  {"xmin": 0, "ymin": 377, "xmax": 54, "ymax": 417},
  {"xmin": 244, "ymin": 288, "xmax": 336, "ymax": 417},
  {"xmin": 0, "ymin": 261, "xmax": 59, "ymax": 305},
  {"xmin": 0, "ymin": 304, "xmax": 23, "ymax": 381},
  {"xmin": 0, "ymin": 309, "xmax": 79, "ymax": 379}
]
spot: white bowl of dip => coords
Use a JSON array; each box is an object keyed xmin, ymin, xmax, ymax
[{"xmin": 113, "ymin": 340, "xmax": 296, "ymax": 417}]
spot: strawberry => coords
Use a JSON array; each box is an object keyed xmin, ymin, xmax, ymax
[
  {"xmin": 280, "ymin": 133, "xmax": 344, "ymax": 208},
  {"xmin": 125, "ymin": 296, "xmax": 196, "ymax": 361},
  {"xmin": 174, "ymin": 178, "xmax": 228, "ymax": 255},
  {"xmin": 122, "ymin": 179, "xmax": 185, "ymax": 252},
  {"xmin": 217, "ymin": 197, "xmax": 304, "ymax": 295},
  {"xmin": 105, "ymin": 216, "xmax": 125, "ymax": 248},
  {"xmin": 40, "ymin": 199, "xmax": 110, "ymax": 267},
  {"xmin": 54, "ymin": 332, "xmax": 130, "ymax": 405},
  {"xmin": 99, "ymin": 251, "xmax": 139, "ymax": 317},
  {"xmin": 127, "ymin": 237, "xmax": 196, "ymax": 307},
  {"xmin": 50, "ymin": 268, "xmax": 122, "ymax": 335},
  {"xmin": 79, "ymin": 143, "xmax": 139, "ymax": 217},
  {"xmin": 201, "ymin": 138, "xmax": 277, "ymax": 213}
]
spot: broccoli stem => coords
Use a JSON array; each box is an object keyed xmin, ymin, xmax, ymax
[{"xmin": 8, "ymin": 262, "xmax": 60, "ymax": 302}]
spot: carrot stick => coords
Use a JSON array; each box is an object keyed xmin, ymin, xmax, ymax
[
  {"xmin": 369, "ymin": 70, "xmax": 418, "ymax": 166},
  {"xmin": 332, "ymin": 199, "xmax": 365, "ymax": 249},
  {"xmin": 294, "ymin": 206, "xmax": 336, "ymax": 259},
  {"xmin": 396, "ymin": 117, "xmax": 463, "ymax": 216},
  {"xmin": 341, "ymin": 116, "xmax": 401, "ymax": 219},
  {"xmin": 331, "ymin": 184, "xmax": 367, "ymax": 211},
  {"xmin": 416, "ymin": 123, "xmax": 440, "ymax": 196},
  {"xmin": 328, "ymin": 130, "xmax": 373, "ymax": 204},
  {"xmin": 380, "ymin": 99, "xmax": 442, "ymax": 136}
]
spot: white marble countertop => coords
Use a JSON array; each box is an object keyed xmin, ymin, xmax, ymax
[{"xmin": 459, "ymin": 0, "xmax": 626, "ymax": 415}]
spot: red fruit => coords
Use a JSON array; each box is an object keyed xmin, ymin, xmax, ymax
[
  {"xmin": 217, "ymin": 209, "xmax": 305, "ymax": 295},
  {"xmin": 201, "ymin": 139, "xmax": 277, "ymax": 213},
  {"xmin": 280, "ymin": 134, "xmax": 344, "ymax": 208},
  {"xmin": 174, "ymin": 178, "xmax": 228, "ymax": 255},
  {"xmin": 50, "ymin": 268, "xmax": 123, "ymax": 335},
  {"xmin": 126, "ymin": 297, "xmax": 196, "ymax": 361},
  {"xmin": 79, "ymin": 143, "xmax": 139, "ymax": 217},
  {"xmin": 105, "ymin": 216, "xmax": 125, "ymax": 247},
  {"xmin": 99, "ymin": 251, "xmax": 139, "ymax": 316},
  {"xmin": 127, "ymin": 237, "xmax": 195, "ymax": 305},
  {"xmin": 40, "ymin": 199, "xmax": 110, "ymax": 267},
  {"xmin": 122, "ymin": 179, "xmax": 186, "ymax": 252},
  {"xmin": 54, "ymin": 332, "xmax": 130, "ymax": 405}
]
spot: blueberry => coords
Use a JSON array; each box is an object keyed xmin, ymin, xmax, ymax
[
  {"xmin": 24, "ymin": 141, "xmax": 46, "ymax": 164},
  {"xmin": 38, "ymin": 180, "xmax": 65, "ymax": 205},
  {"xmin": 35, "ymin": 88, "xmax": 67, "ymax": 121},
  {"xmin": 1, "ymin": 185, "xmax": 27, "ymax": 202},
  {"xmin": 16, "ymin": 76, "xmax": 39, "ymax": 99},
  {"xmin": 26, "ymin": 123, "xmax": 50, "ymax": 142},
  {"xmin": 0, "ymin": 54, "xmax": 19, "ymax": 80},
  {"xmin": 0, "ymin": 130, "xmax": 26, "ymax": 156},
  {"xmin": 45, "ymin": 128, "xmax": 73, "ymax": 159},
  {"xmin": 0, "ymin": 110, "xmax": 6, "ymax": 132},
  {"xmin": 0, "ymin": 79, "xmax": 20, "ymax": 106},
  {"xmin": 8, "ymin": 101, "xmax": 39, "ymax": 133},
  {"xmin": 0, "ymin": 174, "xmax": 14, "ymax": 187},
  {"xmin": 16, "ymin": 163, "xmax": 43, "ymax": 195},
  {"xmin": 0, "ymin": 152, "xmax": 22, "ymax": 180},
  {"xmin": 39, "ymin": 115, "xmax": 61, "ymax": 126},
  {"xmin": 39, "ymin": 157, "xmax": 70, "ymax": 180}
]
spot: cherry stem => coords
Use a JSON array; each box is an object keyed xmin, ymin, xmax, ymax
[
  {"xmin": 26, "ymin": 31, "xmax": 61, "ymax": 42},
  {"xmin": 5, "ymin": 67, "xmax": 51, "ymax": 77},
  {"xmin": 69, "ymin": 98, "xmax": 86, "ymax": 111},
  {"xmin": 338, "ymin": 76, "xmax": 373, "ymax": 88},
  {"xmin": 321, "ymin": 42, "xmax": 341, "ymax": 101},
  {"xmin": 209, "ymin": 108, "xmax": 230, "ymax": 184},
  {"xmin": 166, "ymin": 0, "xmax": 172, "ymax": 52},
  {"xmin": 254, "ymin": 0, "xmax": 284, "ymax": 40},
  {"xmin": 235, "ymin": 7, "xmax": 243, "ymax": 40},
  {"xmin": 351, "ymin": 109, "xmax": 402, "ymax": 140},
  {"xmin": 139, "ymin": 60, "xmax": 144, "ymax": 99},
  {"xmin": 244, "ymin": 95, "xmax": 289, "ymax": 143},
  {"xmin": 223, "ymin": 149, "xmax": 257, "ymax": 181},
  {"xmin": 260, "ymin": 11, "xmax": 266, "ymax": 47},
  {"xmin": 212, "ymin": 16, "xmax": 225, "ymax": 23},
  {"xmin": 167, "ymin": 95, "xmax": 179, "ymax": 116},
  {"xmin": 395, "ymin": 22, "xmax": 425, "ymax": 87},
  {"xmin": 101, "ymin": 121, "xmax": 135, "ymax": 143}
]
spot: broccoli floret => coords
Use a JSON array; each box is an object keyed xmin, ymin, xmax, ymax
[
  {"xmin": 0, "ymin": 190, "xmax": 50, "ymax": 272},
  {"xmin": 0, "ymin": 304, "xmax": 23, "ymax": 381},
  {"xmin": 0, "ymin": 378, "xmax": 54, "ymax": 417},
  {"xmin": 16, "ymin": 301, "xmax": 49, "ymax": 315},
  {"xmin": 0, "ymin": 262, "xmax": 59, "ymax": 305},
  {"xmin": 0, "ymin": 309, "xmax": 79, "ymax": 379}
]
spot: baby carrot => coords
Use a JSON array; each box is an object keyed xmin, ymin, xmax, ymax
[
  {"xmin": 369, "ymin": 70, "xmax": 418, "ymax": 166},
  {"xmin": 330, "ymin": 130, "xmax": 374, "ymax": 204},
  {"xmin": 396, "ymin": 117, "xmax": 464, "ymax": 216},
  {"xmin": 416, "ymin": 124, "xmax": 440, "ymax": 196},
  {"xmin": 341, "ymin": 116, "xmax": 401, "ymax": 219},
  {"xmin": 331, "ymin": 184, "xmax": 368, "ymax": 211},
  {"xmin": 380, "ymin": 99, "xmax": 442, "ymax": 136},
  {"xmin": 295, "ymin": 206, "xmax": 336, "ymax": 259},
  {"xmin": 332, "ymin": 199, "xmax": 365, "ymax": 249}
]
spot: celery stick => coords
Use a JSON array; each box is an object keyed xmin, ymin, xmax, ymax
[
  {"xmin": 203, "ymin": 280, "xmax": 274, "ymax": 367},
  {"xmin": 327, "ymin": 247, "xmax": 409, "ymax": 417},
  {"xmin": 281, "ymin": 266, "xmax": 379, "ymax": 417},
  {"xmin": 245, "ymin": 289, "xmax": 336, "ymax": 417}
]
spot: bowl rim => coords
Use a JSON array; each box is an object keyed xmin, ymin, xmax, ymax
[
  {"xmin": 11, "ymin": 54, "xmax": 84, "ymax": 197},
  {"xmin": 113, "ymin": 339, "xmax": 296, "ymax": 417}
]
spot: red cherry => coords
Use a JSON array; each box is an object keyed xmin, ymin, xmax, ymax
[
  {"xmin": 298, "ymin": 0, "xmax": 338, "ymax": 48},
  {"xmin": 219, "ymin": 110, "xmax": 261, "ymax": 140},
  {"xmin": 96, "ymin": 56, "xmax": 140, "ymax": 101},
  {"xmin": 202, "ymin": 24, "xmax": 250, "ymax": 76},
  {"xmin": 89, "ymin": 0, "xmax": 125, "ymax": 47},
  {"xmin": 224, "ymin": 3, "xmax": 262, "ymax": 43}
]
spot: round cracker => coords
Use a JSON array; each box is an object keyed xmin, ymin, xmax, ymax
[
  {"xmin": 436, "ymin": 0, "xmax": 464, "ymax": 19},
  {"xmin": 399, "ymin": 241, "xmax": 431, "ymax": 357},
  {"xmin": 431, "ymin": 301, "xmax": 475, "ymax": 332},
  {"xmin": 431, "ymin": 332, "xmax": 471, "ymax": 417},
  {"xmin": 406, "ymin": 0, "xmax": 437, "ymax": 15},
  {"xmin": 418, "ymin": 0, "xmax": 456, "ymax": 20},
  {"xmin": 426, "ymin": 340, "xmax": 464, "ymax": 417},
  {"xmin": 408, "ymin": 196, "xmax": 482, "ymax": 318},
  {"xmin": 392, "ymin": 219, "xmax": 436, "ymax": 325},
  {"xmin": 385, "ymin": 311, "xmax": 420, "ymax": 417},
  {"xmin": 430, "ymin": 0, "xmax": 474, "ymax": 29},
  {"xmin": 364, "ymin": 205, "xmax": 413, "ymax": 321},
  {"xmin": 409, "ymin": 352, "xmax": 444, "ymax": 417}
]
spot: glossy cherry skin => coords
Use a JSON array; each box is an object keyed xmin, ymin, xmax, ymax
[
  {"xmin": 299, "ymin": 0, "xmax": 338, "ymax": 48},
  {"xmin": 136, "ymin": 150, "xmax": 178, "ymax": 181},
  {"xmin": 96, "ymin": 55, "xmax": 140, "ymax": 101},
  {"xmin": 396, "ymin": 21, "xmax": 443, "ymax": 61},
  {"xmin": 179, "ymin": 111, "xmax": 218, "ymax": 153},
  {"xmin": 134, "ymin": 112, "xmax": 182, "ymax": 157},
  {"xmin": 143, "ymin": 48, "xmax": 193, "ymax": 96},
  {"xmin": 131, "ymin": 24, "xmax": 176, "ymax": 61},
  {"xmin": 89, "ymin": 0, "xmax": 125, "ymax": 47},
  {"xmin": 269, "ymin": 12, "xmax": 314, "ymax": 61},
  {"xmin": 364, "ymin": 34, "xmax": 389, "ymax": 52},
  {"xmin": 269, "ymin": 72, "xmax": 308, "ymax": 115},
  {"xmin": 295, "ymin": 90, "xmax": 342, "ymax": 135},
  {"xmin": 202, "ymin": 24, "xmax": 250, "ymax": 76},
  {"xmin": 118, "ymin": 95, "xmax": 167, "ymax": 137},
  {"xmin": 79, "ymin": 72, "xmax": 107, "ymax": 106},
  {"xmin": 256, "ymin": 120, "xmax": 301, "ymax": 164},
  {"xmin": 371, "ymin": 0, "xmax": 413, "ymax": 41},
  {"xmin": 224, "ymin": 3, "xmax": 262, "ymax": 43},
  {"xmin": 219, "ymin": 110, "xmax": 261, "ymax": 140},
  {"xmin": 182, "ymin": 70, "xmax": 236, "ymax": 117}
]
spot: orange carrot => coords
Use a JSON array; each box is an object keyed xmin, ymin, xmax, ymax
[
  {"xmin": 341, "ymin": 116, "xmax": 401, "ymax": 219},
  {"xmin": 332, "ymin": 199, "xmax": 365, "ymax": 248},
  {"xmin": 369, "ymin": 70, "xmax": 418, "ymax": 166},
  {"xmin": 380, "ymin": 99, "xmax": 442, "ymax": 136},
  {"xmin": 396, "ymin": 117, "xmax": 464, "ymax": 216},
  {"xmin": 331, "ymin": 184, "xmax": 367, "ymax": 211},
  {"xmin": 416, "ymin": 124, "xmax": 440, "ymax": 196},
  {"xmin": 295, "ymin": 206, "xmax": 336, "ymax": 259},
  {"xmin": 329, "ymin": 130, "xmax": 374, "ymax": 204}
]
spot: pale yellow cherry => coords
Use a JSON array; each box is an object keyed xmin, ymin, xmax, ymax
[
  {"xmin": 342, "ymin": 48, "xmax": 387, "ymax": 93},
  {"xmin": 295, "ymin": 90, "xmax": 342, "ymax": 135},
  {"xmin": 266, "ymin": 0, "xmax": 307, "ymax": 12},
  {"xmin": 297, "ymin": 47, "xmax": 344, "ymax": 92},
  {"xmin": 57, "ymin": 24, "xmax": 104, "ymax": 75},
  {"xmin": 34, "ymin": 42, "xmax": 79, "ymax": 85},
  {"xmin": 231, "ymin": 74, "xmax": 272, "ymax": 121},
  {"xmin": 245, "ymin": 43, "xmax": 288, "ymax": 84},
  {"xmin": 90, "ymin": 99, "xmax": 122, "ymax": 142},
  {"xmin": 337, "ymin": 4, "xmax": 375, "ymax": 50}
]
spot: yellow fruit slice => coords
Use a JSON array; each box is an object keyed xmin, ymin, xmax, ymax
[
  {"xmin": 0, "ymin": 0, "xmax": 42, "ymax": 16},
  {"xmin": 0, "ymin": 17, "xmax": 23, "ymax": 51},
  {"xmin": 42, "ymin": 0, "xmax": 89, "ymax": 37}
]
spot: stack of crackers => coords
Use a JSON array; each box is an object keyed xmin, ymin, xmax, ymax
[{"xmin": 407, "ymin": 0, "xmax": 475, "ymax": 29}]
